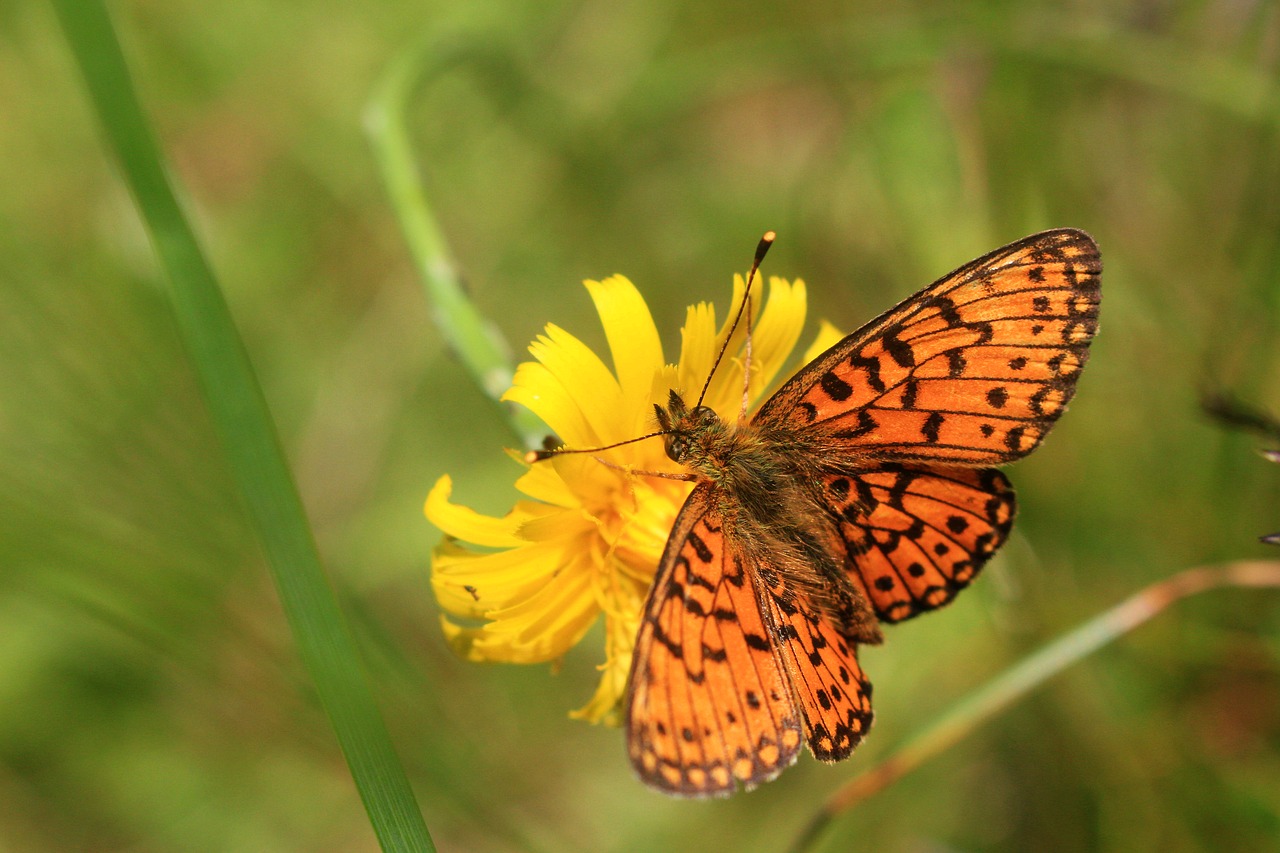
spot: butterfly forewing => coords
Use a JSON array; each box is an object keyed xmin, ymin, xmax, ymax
[
  {"xmin": 756, "ymin": 229, "xmax": 1100, "ymax": 464},
  {"xmin": 822, "ymin": 465, "xmax": 1016, "ymax": 622},
  {"xmin": 626, "ymin": 484, "xmax": 805, "ymax": 796}
]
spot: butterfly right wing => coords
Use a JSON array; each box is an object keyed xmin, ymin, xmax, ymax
[
  {"xmin": 626, "ymin": 483, "xmax": 804, "ymax": 796},
  {"xmin": 756, "ymin": 229, "xmax": 1100, "ymax": 464}
]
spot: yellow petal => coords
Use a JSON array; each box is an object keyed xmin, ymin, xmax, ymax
[
  {"xmin": 572, "ymin": 566, "xmax": 646, "ymax": 724},
  {"xmin": 517, "ymin": 509, "xmax": 596, "ymax": 543},
  {"xmin": 461, "ymin": 556, "xmax": 600, "ymax": 662},
  {"xmin": 700, "ymin": 275, "xmax": 808, "ymax": 419},
  {"xmin": 675, "ymin": 299, "xmax": 719, "ymax": 406},
  {"xmin": 530, "ymin": 324, "xmax": 628, "ymax": 442},
  {"xmin": 425, "ymin": 476, "xmax": 548, "ymax": 548},
  {"xmin": 586, "ymin": 276, "xmax": 665, "ymax": 434},
  {"xmin": 747, "ymin": 277, "xmax": 808, "ymax": 402},
  {"xmin": 432, "ymin": 538, "xmax": 567, "ymax": 616},
  {"xmin": 699, "ymin": 274, "xmax": 753, "ymax": 417},
  {"xmin": 570, "ymin": 658, "xmax": 628, "ymax": 724},
  {"xmin": 611, "ymin": 478, "xmax": 689, "ymax": 573},
  {"xmin": 502, "ymin": 361, "xmax": 597, "ymax": 450},
  {"xmin": 513, "ymin": 460, "xmax": 579, "ymax": 507}
]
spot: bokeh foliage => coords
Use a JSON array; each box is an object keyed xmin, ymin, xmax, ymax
[{"xmin": 4, "ymin": 1, "xmax": 1280, "ymax": 851}]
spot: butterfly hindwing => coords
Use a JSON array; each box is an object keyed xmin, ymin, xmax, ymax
[
  {"xmin": 626, "ymin": 483, "xmax": 805, "ymax": 796},
  {"xmin": 756, "ymin": 229, "xmax": 1100, "ymax": 464},
  {"xmin": 821, "ymin": 464, "xmax": 1016, "ymax": 622},
  {"xmin": 753, "ymin": 569, "xmax": 875, "ymax": 761}
]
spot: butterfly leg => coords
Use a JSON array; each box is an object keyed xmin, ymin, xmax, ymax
[{"xmin": 589, "ymin": 455, "xmax": 698, "ymax": 482}]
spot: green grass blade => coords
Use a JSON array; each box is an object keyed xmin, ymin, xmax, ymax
[{"xmin": 51, "ymin": 4, "xmax": 436, "ymax": 850}]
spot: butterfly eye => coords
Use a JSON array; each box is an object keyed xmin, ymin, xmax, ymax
[
  {"xmin": 691, "ymin": 406, "xmax": 719, "ymax": 428},
  {"xmin": 665, "ymin": 436, "xmax": 688, "ymax": 462}
]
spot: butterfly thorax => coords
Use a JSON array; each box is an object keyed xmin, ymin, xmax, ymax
[
  {"xmin": 655, "ymin": 389, "xmax": 884, "ymax": 644},
  {"xmin": 655, "ymin": 389, "xmax": 812, "ymax": 486}
]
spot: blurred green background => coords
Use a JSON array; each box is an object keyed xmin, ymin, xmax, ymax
[{"xmin": 5, "ymin": 1, "xmax": 1280, "ymax": 850}]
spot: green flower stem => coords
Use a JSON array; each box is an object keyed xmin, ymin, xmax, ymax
[
  {"xmin": 53, "ymin": 4, "xmax": 435, "ymax": 851},
  {"xmin": 790, "ymin": 561, "xmax": 1280, "ymax": 853},
  {"xmin": 365, "ymin": 37, "xmax": 545, "ymax": 449}
]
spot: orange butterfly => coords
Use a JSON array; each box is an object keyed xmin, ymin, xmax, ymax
[{"xmin": 618, "ymin": 229, "xmax": 1101, "ymax": 795}]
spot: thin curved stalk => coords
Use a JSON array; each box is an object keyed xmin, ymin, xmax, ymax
[{"xmin": 365, "ymin": 37, "xmax": 546, "ymax": 449}]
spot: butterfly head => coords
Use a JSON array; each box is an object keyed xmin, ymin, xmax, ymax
[
  {"xmin": 654, "ymin": 389, "xmax": 724, "ymax": 465},
  {"xmin": 526, "ymin": 231, "xmax": 776, "ymax": 470}
]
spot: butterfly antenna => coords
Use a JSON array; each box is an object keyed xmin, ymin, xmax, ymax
[
  {"xmin": 525, "ymin": 430, "xmax": 668, "ymax": 463},
  {"xmin": 696, "ymin": 231, "xmax": 775, "ymax": 409}
]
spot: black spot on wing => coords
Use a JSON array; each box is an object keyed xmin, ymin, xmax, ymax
[
  {"xmin": 921, "ymin": 412, "xmax": 943, "ymax": 443},
  {"xmin": 820, "ymin": 371, "xmax": 854, "ymax": 402},
  {"xmin": 882, "ymin": 324, "xmax": 915, "ymax": 368},
  {"xmin": 687, "ymin": 531, "xmax": 714, "ymax": 564},
  {"xmin": 849, "ymin": 351, "xmax": 885, "ymax": 393}
]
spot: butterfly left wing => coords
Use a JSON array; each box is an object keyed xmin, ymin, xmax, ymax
[
  {"xmin": 756, "ymin": 229, "xmax": 1100, "ymax": 464},
  {"xmin": 626, "ymin": 483, "xmax": 806, "ymax": 796},
  {"xmin": 820, "ymin": 463, "xmax": 1016, "ymax": 622},
  {"xmin": 751, "ymin": 563, "xmax": 875, "ymax": 761},
  {"xmin": 627, "ymin": 482, "xmax": 878, "ymax": 794}
]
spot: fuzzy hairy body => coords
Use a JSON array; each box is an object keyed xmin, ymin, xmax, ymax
[{"xmin": 656, "ymin": 390, "xmax": 884, "ymax": 644}]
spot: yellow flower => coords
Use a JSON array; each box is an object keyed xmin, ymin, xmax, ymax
[{"xmin": 425, "ymin": 272, "xmax": 843, "ymax": 724}]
